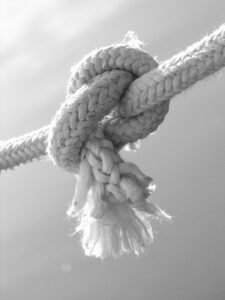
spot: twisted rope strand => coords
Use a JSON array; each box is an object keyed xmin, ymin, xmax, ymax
[
  {"xmin": 1, "ymin": 24, "xmax": 224, "ymax": 172},
  {"xmin": 0, "ymin": 126, "xmax": 48, "ymax": 170},
  {"xmin": 119, "ymin": 24, "xmax": 225, "ymax": 116}
]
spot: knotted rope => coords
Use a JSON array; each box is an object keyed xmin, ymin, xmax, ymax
[{"xmin": 1, "ymin": 24, "xmax": 225, "ymax": 258}]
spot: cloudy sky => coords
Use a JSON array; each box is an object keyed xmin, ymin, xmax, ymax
[{"xmin": 1, "ymin": 1, "xmax": 225, "ymax": 299}]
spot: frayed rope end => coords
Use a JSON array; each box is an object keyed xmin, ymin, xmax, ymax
[{"xmin": 66, "ymin": 131, "xmax": 171, "ymax": 259}]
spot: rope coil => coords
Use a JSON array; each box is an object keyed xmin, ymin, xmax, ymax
[{"xmin": 1, "ymin": 24, "xmax": 225, "ymax": 258}]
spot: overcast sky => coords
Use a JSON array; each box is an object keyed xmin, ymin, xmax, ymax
[{"xmin": 1, "ymin": 1, "xmax": 225, "ymax": 300}]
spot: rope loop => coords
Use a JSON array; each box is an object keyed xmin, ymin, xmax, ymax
[
  {"xmin": 47, "ymin": 37, "xmax": 171, "ymax": 258},
  {"xmin": 48, "ymin": 43, "xmax": 169, "ymax": 172}
]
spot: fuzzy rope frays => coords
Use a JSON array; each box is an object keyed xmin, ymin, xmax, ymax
[{"xmin": 48, "ymin": 33, "xmax": 171, "ymax": 258}]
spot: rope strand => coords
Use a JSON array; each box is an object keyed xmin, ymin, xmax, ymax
[
  {"xmin": 0, "ymin": 126, "xmax": 48, "ymax": 170},
  {"xmin": 119, "ymin": 24, "xmax": 225, "ymax": 116},
  {"xmin": 1, "ymin": 24, "xmax": 224, "ymax": 171}
]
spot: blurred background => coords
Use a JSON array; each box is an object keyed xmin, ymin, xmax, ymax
[{"xmin": 1, "ymin": 0, "xmax": 225, "ymax": 299}]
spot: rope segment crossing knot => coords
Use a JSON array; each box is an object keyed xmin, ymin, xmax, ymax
[{"xmin": 48, "ymin": 35, "xmax": 171, "ymax": 258}]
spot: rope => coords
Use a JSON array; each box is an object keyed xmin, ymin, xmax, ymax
[
  {"xmin": 1, "ymin": 24, "xmax": 225, "ymax": 258},
  {"xmin": 1, "ymin": 25, "xmax": 224, "ymax": 171},
  {"xmin": 0, "ymin": 126, "xmax": 48, "ymax": 170}
]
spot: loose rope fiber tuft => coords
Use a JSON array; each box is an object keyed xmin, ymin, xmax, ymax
[{"xmin": 1, "ymin": 24, "xmax": 225, "ymax": 258}]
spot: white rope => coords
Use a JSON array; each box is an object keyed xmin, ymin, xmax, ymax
[{"xmin": 1, "ymin": 24, "xmax": 224, "ymax": 258}]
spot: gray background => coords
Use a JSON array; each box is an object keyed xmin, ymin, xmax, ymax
[{"xmin": 1, "ymin": 0, "xmax": 225, "ymax": 299}]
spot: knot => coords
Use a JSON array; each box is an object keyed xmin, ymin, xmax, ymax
[
  {"xmin": 47, "ymin": 34, "xmax": 171, "ymax": 258},
  {"xmin": 48, "ymin": 40, "xmax": 170, "ymax": 172}
]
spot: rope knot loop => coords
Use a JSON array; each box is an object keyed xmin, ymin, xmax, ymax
[
  {"xmin": 47, "ymin": 34, "xmax": 171, "ymax": 258},
  {"xmin": 48, "ymin": 37, "xmax": 170, "ymax": 171}
]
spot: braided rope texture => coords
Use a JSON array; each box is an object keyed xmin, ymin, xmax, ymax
[
  {"xmin": 0, "ymin": 127, "xmax": 48, "ymax": 170},
  {"xmin": 46, "ymin": 42, "xmax": 172, "ymax": 257},
  {"xmin": 48, "ymin": 43, "xmax": 168, "ymax": 172},
  {"xmin": 1, "ymin": 25, "xmax": 225, "ymax": 258},
  {"xmin": 0, "ymin": 24, "xmax": 224, "ymax": 171}
]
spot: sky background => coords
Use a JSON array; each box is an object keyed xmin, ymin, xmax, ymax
[{"xmin": 1, "ymin": 0, "xmax": 225, "ymax": 299}]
